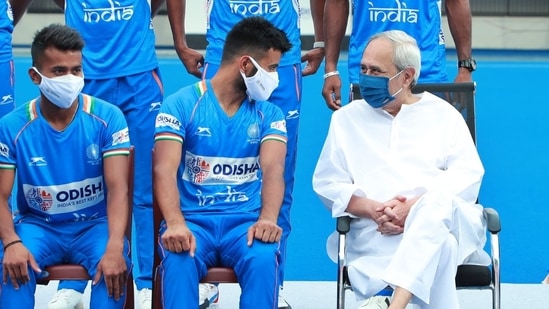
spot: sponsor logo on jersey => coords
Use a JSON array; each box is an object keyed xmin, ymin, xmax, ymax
[
  {"xmin": 29, "ymin": 157, "xmax": 47, "ymax": 167},
  {"xmin": 368, "ymin": 0, "xmax": 419, "ymax": 23},
  {"xmin": 195, "ymin": 127, "xmax": 212, "ymax": 137},
  {"xmin": 1, "ymin": 94, "xmax": 13, "ymax": 105},
  {"xmin": 286, "ymin": 110, "xmax": 300, "ymax": 119},
  {"xmin": 149, "ymin": 102, "xmax": 162, "ymax": 112},
  {"xmin": 185, "ymin": 156, "xmax": 211, "ymax": 183},
  {"xmin": 25, "ymin": 188, "xmax": 53, "ymax": 211},
  {"xmin": 82, "ymin": 0, "xmax": 134, "ymax": 23},
  {"xmin": 229, "ymin": 0, "xmax": 281, "ymax": 15},
  {"xmin": 23, "ymin": 176, "xmax": 105, "ymax": 215},
  {"xmin": 270, "ymin": 120, "xmax": 287, "ymax": 133},
  {"xmin": 0, "ymin": 143, "xmax": 9, "ymax": 158},
  {"xmin": 156, "ymin": 113, "xmax": 181, "ymax": 131},
  {"xmin": 183, "ymin": 152, "xmax": 260, "ymax": 184},
  {"xmin": 112, "ymin": 128, "xmax": 129, "ymax": 146}
]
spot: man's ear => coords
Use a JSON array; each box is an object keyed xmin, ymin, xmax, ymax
[
  {"xmin": 28, "ymin": 67, "xmax": 41, "ymax": 85},
  {"xmin": 403, "ymin": 68, "xmax": 416, "ymax": 88},
  {"xmin": 239, "ymin": 56, "xmax": 254, "ymax": 77}
]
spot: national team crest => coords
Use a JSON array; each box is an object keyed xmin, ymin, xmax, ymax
[
  {"xmin": 186, "ymin": 157, "xmax": 211, "ymax": 183},
  {"xmin": 25, "ymin": 187, "xmax": 53, "ymax": 211}
]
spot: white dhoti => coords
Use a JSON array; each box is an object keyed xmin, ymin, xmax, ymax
[{"xmin": 327, "ymin": 192, "xmax": 490, "ymax": 308}]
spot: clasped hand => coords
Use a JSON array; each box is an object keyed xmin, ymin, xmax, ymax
[{"xmin": 374, "ymin": 195, "xmax": 417, "ymax": 235}]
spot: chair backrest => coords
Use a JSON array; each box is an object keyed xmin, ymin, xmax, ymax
[
  {"xmin": 412, "ymin": 82, "xmax": 476, "ymax": 142},
  {"xmin": 38, "ymin": 146, "xmax": 135, "ymax": 308}
]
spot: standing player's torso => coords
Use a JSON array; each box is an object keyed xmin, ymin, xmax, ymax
[
  {"xmin": 0, "ymin": 0, "xmax": 14, "ymax": 62},
  {"xmin": 64, "ymin": 0, "xmax": 158, "ymax": 79},
  {"xmin": 205, "ymin": 0, "xmax": 302, "ymax": 66},
  {"xmin": 348, "ymin": 0, "xmax": 446, "ymax": 83}
]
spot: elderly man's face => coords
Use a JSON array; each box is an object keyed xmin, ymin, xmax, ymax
[{"xmin": 360, "ymin": 37, "xmax": 403, "ymax": 95}]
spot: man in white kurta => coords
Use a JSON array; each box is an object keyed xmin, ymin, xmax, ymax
[{"xmin": 313, "ymin": 30, "xmax": 489, "ymax": 309}]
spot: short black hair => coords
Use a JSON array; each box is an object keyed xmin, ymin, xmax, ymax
[
  {"xmin": 221, "ymin": 16, "xmax": 292, "ymax": 62},
  {"xmin": 31, "ymin": 24, "xmax": 85, "ymax": 67}
]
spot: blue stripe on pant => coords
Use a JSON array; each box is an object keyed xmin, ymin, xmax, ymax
[{"xmin": 158, "ymin": 213, "xmax": 280, "ymax": 308}]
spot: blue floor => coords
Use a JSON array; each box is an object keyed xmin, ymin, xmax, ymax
[{"xmin": 12, "ymin": 50, "xmax": 549, "ymax": 283}]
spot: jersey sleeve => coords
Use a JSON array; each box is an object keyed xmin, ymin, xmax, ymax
[
  {"xmin": 259, "ymin": 101, "xmax": 288, "ymax": 144},
  {"xmin": 102, "ymin": 103, "xmax": 131, "ymax": 158},
  {"xmin": 154, "ymin": 87, "xmax": 191, "ymax": 144},
  {"xmin": 0, "ymin": 115, "xmax": 16, "ymax": 169}
]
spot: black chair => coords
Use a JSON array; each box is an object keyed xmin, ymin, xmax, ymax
[{"xmin": 336, "ymin": 82, "xmax": 501, "ymax": 309}]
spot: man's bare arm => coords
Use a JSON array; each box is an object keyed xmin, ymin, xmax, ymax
[
  {"xmin": 322, "ymin": 0, "xmax": 350, "ymax": 110},
  {"xmin": 246, "ymin": 137, "xmax": 286, "ymax": 245},
  {"xmin": 10, "ymin": 0, "xmax": 34, "ymax": 25},
  {"xmin": 446, "ymin": 0, "xmax": 473, "ymax": 82},
  {"xmin": 151, "ymin": 0, "xmax": 166, "ymax": 17},
  {"xmin": 166, "ymin": 0, "xmax": 204, "ymax": 77}
]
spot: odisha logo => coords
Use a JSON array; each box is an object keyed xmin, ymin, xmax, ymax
[
  {"xmin": 26, "ymin": 188, "xmax": 53, "ymax": 211},
  {"xmin": 186, "ymin": 157, "xmax": 211, "ymax": 183}
]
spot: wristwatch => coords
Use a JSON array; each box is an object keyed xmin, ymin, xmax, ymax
[{"xmin": 458, "ymin": 58, "xmax": 477, "ymax": 72}]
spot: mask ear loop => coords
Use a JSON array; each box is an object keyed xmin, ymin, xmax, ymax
[{"xmin": 388, "ymin": 69, "xmax": 405, "ymax": 97}]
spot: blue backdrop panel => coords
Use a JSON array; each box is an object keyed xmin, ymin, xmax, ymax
[{"xmin": 12, "ymin": 52, "xmax": 549, "ymax": 283}]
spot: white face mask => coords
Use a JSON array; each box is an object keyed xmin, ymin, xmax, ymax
[
  {"xmin": 33, "ymin": 67, "xmax": 84, "ymax": 109},
  {"xmin": 240, "ymin": 56, "xmax": 279, "ymax": 101}
]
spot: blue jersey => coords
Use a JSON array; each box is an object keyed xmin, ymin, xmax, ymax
[
  {"xmin": 154, "ymin": 80, "xmax": 287, "ymax": 214},
  {"xmin": 64, "ymin": 0, "xmax": 158, "ymax": 79},
  {"xmin": 349, "ymin": 0, "xmax": 448, "ymax": 83},
  {"xmin": 0, "ymin": 0, "xmax": 14, "ymax": 62},
  {"xmin": 205, "ymin": 0, "xmax": 301, "ymax": 66},
  {"xmin": 0, "ymin": 94, "xmax": 130, "ymax": 223}
]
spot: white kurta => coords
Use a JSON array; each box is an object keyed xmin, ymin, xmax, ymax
[{"xmin": 312, "ymin": 92, "xmax": 490, "ymax": 307}]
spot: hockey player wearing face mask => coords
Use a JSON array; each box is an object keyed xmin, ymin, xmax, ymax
[{"xmin": 153, "ymin": 17, "xmax": 292, "ymax": 309}]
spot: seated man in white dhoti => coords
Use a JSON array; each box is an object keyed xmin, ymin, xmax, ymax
[{"xmin": 312, "ymin": 30, "xmax": 490, "ymax": 309}]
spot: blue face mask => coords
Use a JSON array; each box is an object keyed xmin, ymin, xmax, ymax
[{"xmin": 359, "ymin": 70, "xmax": 403, "ymax": 108}]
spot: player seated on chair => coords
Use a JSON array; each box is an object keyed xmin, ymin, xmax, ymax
[
  {"xmin": 153, "ymin": 16, "xmax": 290, "ymax": 308},
  {"xmin": 312, "ymin": 30, "xmax": 490, "ymax": 309},
  {"xmin": 0, "ymin": 24, "xmax": 132, "ymax": 309}
]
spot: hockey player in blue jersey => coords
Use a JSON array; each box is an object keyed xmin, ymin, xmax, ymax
[
  {"xmin": 166, "ymin": 1, "xmax": 325, "ymax": 307},
  {"xmin": 154, "ymin": 17, "xmax": 290, "ymax": 308},
  {"xmin": 0, "ymin": 24, "xmax": 132, "ymax": 309},
  {"xmin": 12, "ymin": 1, "xmax": 167, "ymax": 308}
]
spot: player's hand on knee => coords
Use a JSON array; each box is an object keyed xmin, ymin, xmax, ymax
[
  {"xmin": 2, "ymin": 242, "xmax": 41, "ymax": 289},
  {"xmin": 161, "ymin": 223, "xmax": 196, "ymax": 256},
  {"xmin": 247, "ymin": 219, "xmax": 282, "ymax": 246},
  {"xmin": 94, "ymin": 250, "xmax": 128, "ymax": 300}
]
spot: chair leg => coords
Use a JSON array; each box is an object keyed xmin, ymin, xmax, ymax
[
  {"xmin": 125, "ymin": 274, "xmax": 135, "ymax": 309},
  {"xmin": 152, "ymin": 266, "xmax": 163, "ymax": 309},
  {"xmin": 337, "ymin": 233, "xmax": 347, "ymax": 309}
]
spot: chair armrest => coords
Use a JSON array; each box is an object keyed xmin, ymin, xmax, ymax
[
  {"xmin": 337, "ymin": 216, "xmax": 352, "ymax": 234},
  {"xmin": 483, "ymin": 207, "xmax": 501, "ymax": 234}
]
